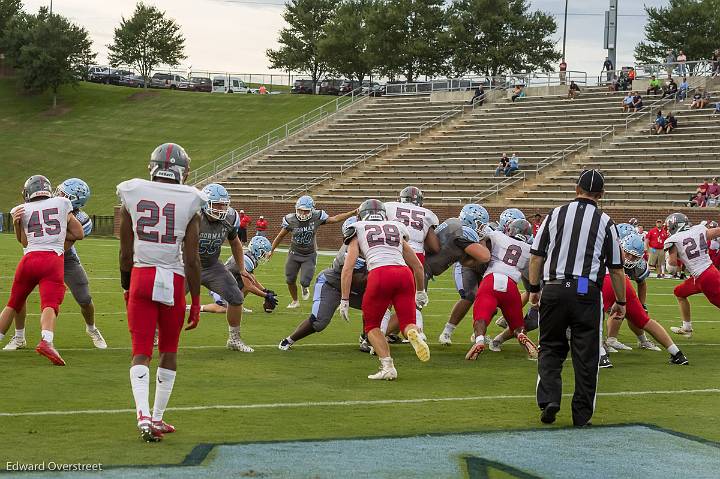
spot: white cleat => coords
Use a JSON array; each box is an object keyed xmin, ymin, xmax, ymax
[
  {"xmin": 605, "ymin": 344, "xmax": 618, "ymax": 354},
  {"xmin": 227, "ymin": 334, "xmax": 255, "ymax": 352},
  {"xmin": 495, "ymin": 317, "xmax": 508, "ymax": 328},
  {"xmin": 86, "ymin": 328, "xmax": 108, "ymax": 349},
  {"xmin": 301, "ymin": 287, "xmax": 310, "ymax": 301},
  {"xmin": 3, "ymin": 336, "xmax": 27, "ymax": 351},
  {"xmin": 489, "ymin": 340, "xmax": 502, "ymax": 352},
  {"xmin": 606, "ymin": 337, "xmax": 632, "ymax": 351},
  {"xmin": 286, "ymin": 300, "xmax": 300, "ymax": 309},
  {"xmin": 438, "ymin": 332, "xmax": 453, "ymax": 346},
  {"xmin": 368, "ymin": 365, "xmax": 397, "ymax": 381},
  {"xmin": 670, "ymin": 326, "xmax": 693, "ymax": 338},
  {"xmin": 407, "ymin": 328, "xmax": 430, "ymax": 362},
  {"xmin": 638, "ymin": 340, "xmax": 662, "ymax": 351},
  {"xmin": 243, "ymin": 306, "xmax": 253, "ymax": 313}
]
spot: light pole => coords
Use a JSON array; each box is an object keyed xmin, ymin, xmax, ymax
[
  {"xmin": 50, "ymin": 0, "xmax": 53, "ymax": 15},
  {"xmin": 561, "ymin": 0, "xmax": 568, "ymax": 61}
]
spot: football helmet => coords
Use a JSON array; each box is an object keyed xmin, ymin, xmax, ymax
[
  {"xmin": 249, "ymin": 236, "xmax": 272, "ymax": 264},
  {"xmin": 295, "ymin": 195, "xmax": 315, "ymax": 221},
  {"xmin": 201, "ymin": 183, "xmax": 231, "ymax": 221},
  {"xmin": 621, "ymin": 233, "xmax": 645, "ymax": 268},
  {"xmin": 149, "ymin": 143, "xmax": 191, "ymax": 184},
  {"xmin": 616, "ymin": 223, "xmax": 636, "ymax": 240},
  {"xmin": 342, "ymin": 216, "xmax": 358, "ymax": 236},
  {"xmin": 459, "ymin": 203, "xmax": 490, "ymax": 232},
  {"xmin": 706, "ymin": 220, "xmax": 718, "ymax": 229},
  {"xmin": 499, "ymin": 208, "xmax": 526, "ymax": 231},
  {"xmin": 359, "ymin": 199, "xmax": 386, "ymax": 221},
  {"xmin": 505, "ymin": 219, "xmax": 532, "ymax": 243},
  {"xmin": 56, "ymin": 178, "xmax": 90, "ymax": 210},
  {"xmin": 22, "ymin": 175, "xmax": 52, "ymax": 202},
  {"xmin": 665, "ymin": 213, "xmax": 690, "ymax": 235},
  {"xmin": 399, "ymin": 186, "xmax": 423, "ymax": 206},
  {"xmin": 628, "ymin": 217, "xmax": 638, "ymax": 226}
]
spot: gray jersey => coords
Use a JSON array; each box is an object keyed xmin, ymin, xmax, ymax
[
  {"xmin": 625, "ymin": 259, "xmax": 650, "ymax": 283},
  {"xmin": 322, "ymin": 244, "xmax": 368, "ymax": 294},
  {"xmin": 425, "ymin": 218, "xmax": 480, "ymax": 277},
  {"xmin": 199, "ymin": 207, "xmax": 239, "ymax": 268},
  {"xmin": 282, "ymin": 210, "xmax": 329, "ymax": 255}
]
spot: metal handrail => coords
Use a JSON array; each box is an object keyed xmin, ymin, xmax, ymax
[{"xmin": 188, "ymin": 88, "xmax": 368, "ymax": 186}]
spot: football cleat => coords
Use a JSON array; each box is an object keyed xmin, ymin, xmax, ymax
[
  {"xmin": 517, "ymin": 332, "xmax": 538, "ymax": 359},
  {"xmin": 286, "ymin": 300, "xmax": 300, "ymax": 309},
  {"xmin": 605, "ymin": 343, "xmax": 618, "ymax": 353},
  {"xmin": 138, "ymin": 417, "xmax": 163, "ymax": 443},
  {"xmin": 301, "ymin": 287, "xmax": 310, "ymax": 301},
  {"xmin": 86, "ymin": 328, "xmax": 108, "ymax": 349},
  {"xmin": 386, "ymin": 334, "xmax": 402, "ymax": 344},
  {"xmin": 489, "ymin": 340, "xmax": 502, "ymax": 352},
  {"xmin": 670, "ymin": 326, "xmax": 693, "ymax": 338},
  {"xmin": 541, "ymin": 403, "xmax": 560, "ymax": 424},
  {"xmin": 35, "ymin": 340, "xmax": 66, "ymax": 366},
  {"xmin": 243, "ymin": 306, "xmax": 253, "ymax": 313},
  {"xmin": 406, "ymin": 328, "xmax": 430, "ymax": 362},
  {"xmin": 599, "ymin": 354, "xmax": 613, "ymax": 368},
  {"xmin": 669, "ymin": 351, "xmax": 689, "ymax": 365},
  {"xmin": 606, "ymin": 337, "xmax": 632, "ymax": 351},
  {"xmin": 359, "ymin": 335, "xmax": 372, "ymax": 353},
  {"xmin": 368, "ymin": 364, "xmax": 397, "ymax": 381},
  {"xmin": 278, "ymin": 338, "xmax": 292, "ymax": 351},
  {"xmin": 438, "ymin": 331, "xmax": 453, "ymax": 346},
  {"xmin": 495, "ymin": 317, "xmax": 508, "ymax": 328},
  {"xmin": 151, "ymin": 420, "xmax": 176, "ymax": 434},
  {"xmin": 465, "ymin": 341, "xmax": 485, "ymax": 360},
  {"xmin": 227, "ymin": 334, "xmax": 254, "ymax": 352},
  {"xmin": 3, "ymin": 336, "xmax": 27, "ymax": 351},
  {"xmin": 638, "ymin": 339, "xmax": 661, "ymax": 351}
]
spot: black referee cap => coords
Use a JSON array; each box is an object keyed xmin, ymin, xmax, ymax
[{"xmin": 577, "ymin": 169, "xmax": 604, "ymax": 193}]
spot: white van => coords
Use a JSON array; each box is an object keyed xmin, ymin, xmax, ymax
[{"xmin": 212, "ymin": 75, "xmax": 251, "ymax": 94}]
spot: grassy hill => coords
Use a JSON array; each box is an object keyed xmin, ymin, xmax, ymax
[{"xmin": 0, "ymin": 79, "xmax": 329, "ymax": 214}]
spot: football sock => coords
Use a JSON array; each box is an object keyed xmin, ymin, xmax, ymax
[
  {"xmin": 668, "ymin": 344, "xmax": 680, "ymax": 355},
  {"xmin": 380, "ymin": 357, "xmax": 394, "ymax": 369},
  {"xmin": 85, "ymin": 324, "xmax": 97, "ymax": 333},
  {"xmin": 41, "ymin": 330, "xmax": 54, "ymax": 343},
  {"xmin": 228, "ymin": 325, "xmax": 240, "ymax": 335},
  {"xmin": 130, "ymin": 365, "xmax": 151, "ymax": 420},
  {"xmin": 607, "ymin": 336, "xmax": 617, "ymax": 342},
  {"xmin": 600, "ymin": 345, "xmax": 607, "ymax": 356},
  {"xmin": 152, "ymin": 367, "xmax": 177, "ymax": 422},
  {"xmin": 380, "ymin": 310, "xmax": 392, "ymax": 334},
  {"xmin": 14, "ymin": 328, "xmax": 25, "ymax": 339},
  {"xmin": 636, "ymin": 333, "xmax": 648, "ymax": 343},
  {"xmin": 493, "ymin": 333, "xmax": 505, "ymax": 345},
  {"xmin": 415, "ymin": 310, "xmax": 424, "ymax": 330},
  {"xmin": 284, "ymin": 337, "xmax": 295, "ymax": 345},
  {"xmin": 475, "ymin": 334, "xmax": 485, "ymax": 345},
  {"xmin": 442, "ymin": 323, "xmax": 456, "ymax": 336},
  {"xmin": 682, "ymin": 321, "xmax": 692, "ymax": 330}
]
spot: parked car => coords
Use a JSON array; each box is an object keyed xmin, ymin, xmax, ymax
[
  {"xmin": 338, "ymin": 80, "xmax": 361, "ymax": 95},
  {"xmin": 87, "ymin": 66, "xmax": 110, "ymax": 83},
  {"xmin": 151, "ymin": 73, "xmax": 187, "ymax": 89},
  {"xmin": 188, "ymin": 77, "xmax": 212, "ymax": 92},
  {"xmin": 290, "ymin": 79, "xmax": 314, "ymax": 94},
  {"xmin": 319, "ymin": 79, "xmax": 343, "ymax": 95},
  {"xmin": 118, "ymin": 74, "xmax": 146, "ymax": 88},
  {"xmin": 108, "ymin": 70, "xmax": 134, "ymax": 86},
  {"xmin": 367, "ymin": 82, "xmax": 385, "ymax": 97},
  {"xmin": 212, "ymin": 75, "xmax": 251, "ymax": 94}
]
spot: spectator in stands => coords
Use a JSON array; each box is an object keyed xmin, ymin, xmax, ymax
[
  {"xmin": 646, "ymin": 75, "xmax": 662, "ymax": 95},
  {"xmin": 255, "ymin": 215, "xmax": 268, "ymax": 236},
  {"xmin": 652, "ymin": 110, "xmax": 667, "ymax": 134},
  {"xmin": 602, "ymin": 57, "xmax": 614, "ymax": 82},
  {"xmin": 665, "ymin": 50, "xmax": 676, "ymax": 76},
  {"xmin": 713, "ymin": 49, "xmax": 720, "ymax": 77},
  {"xmin": 690, "ymin": 88, "xmax": 710, "ymax": 109},
  {"xmin": 707, "ymin": 178, "xmax": 720, "ymax": 207},
  {"xmin": 690, "ymin": 191, "xmax": 707, "ymax": 207},
  {"xmin": 676, "ymin": 77, "xmax": 689, "ymax": 101},
  {"xmin": 662, "ymin": 77, "xmax": 678, "ymax": 98},
  {"xmin": 629, "ymin": 92, "xmax": 643, "ymax": 112},
  {"xmin": 468, "ymin": 86, "xmax": 485, "ymax": 106},
  {"xmin": 238, "ymin": 210, "xmax": 251, "ymax": 243},
  {"xmin": 505, "ymin": 153, "xmax": 520, "ymax": 176},
  {"xmin": 495, "ymin": 153, "xmax": 510, "ymax": 176},
  {"xmin": 608, "ymin": 74, "xmax": 619, "ymax": 91},
  {"xmin": 532, "ymin": 213, "xmax": 542, "ymax": 235},
  {"xmin": 714, "ymin": 101, "xmax": 720, "ymax": 115},
  {"xmin": 559, "ymin": 59, "xmax": 567, "ymax": 84},
  {"xmin": 622, "ymin": 92, "xmax": 634, "ymax": 112},
  {"xmin": 676, "ymin": 51, "xmax": 687, "ymax": 76},
  {"xmin": 618, "ymin": 71, "xmax": 631, "ymax": 91},
  {"xmin": 664, "ymin": 112, "xmax": 677, "ymax": 133},
  {"xmin": 567, "ymin": 80, "xmax": 581, "ymax": 99},
  {"xmin": 697, "ymin": 178, "xmax": 710, "ymax": 194},
  {"xmin": 511, "ymin": 85, "xmax": 525, "ymax": 102},
  {"xmin": 646, "ymin": 220, "xmax": 669, "ymax": 278},
  {"xmin": 627, "ymin": 67, "xmax": 636, "ymax": 84}
]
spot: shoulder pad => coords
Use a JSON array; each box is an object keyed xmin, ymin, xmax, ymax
[
  {"xmin": 244, "ymin": 254, "xmax": 256, "ymax": 273},
  {"xmin": 318, "ymin": 210, "xmax": 329, "ymax": 222},
  {"xmin": 226, "ymin": 207, "xmax": 240, "ymax": 228},
  {"xmin": 343, "ymin": 224, "xmax": 358, "ymax": 245}
]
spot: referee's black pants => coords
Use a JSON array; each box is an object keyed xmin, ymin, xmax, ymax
[{"xmin": 536, "ymin": 281, "xmax": 602, "ymax": 426}]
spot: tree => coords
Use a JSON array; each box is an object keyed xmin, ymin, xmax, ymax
[
  {"xmin": 1, "ymin": 7, "xmax": 95, "ymax": 108},
  {"xmin": 635, "ymin": 0, "xmax": 720, "ymax": 66},
  {"xmin": 319, "ymin": 0, "xmax": 373, "ymax": 84},
  {"xmin": 107, "ymin": 2, "xmax": 186, "ymax": 89},
  {"xmin": 267, "ymin": 0, "xmax": 335, "ymax": 93},
  {"xmin": 447, "ymin": 0, "xmax": 560, "ymax": 78},
  {"xmin": 0, "ymin": 0, "xmax": 22, "ymax": 39}
]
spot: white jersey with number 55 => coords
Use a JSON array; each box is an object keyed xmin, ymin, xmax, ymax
[
  {"xmin": 346, "ymin": 220, "xmax": 411, "ymax": 271},
  {"xmin": 664, "ymin": 225, "xmax": 712, "ymax": 277},
  {"xmin": 484, "ymin": 230, "xmax": 530, "ymax": 284},
  {"xmin": 11, "ymin": 197, "xmax": 74, "ymax": 256},
  {"xmin": 117, "ymin": 178, "xmax": 207, "ymax": 276},
  {"xmin": 384, "ymin": 202, "xmax": 439, "ymax": 254}
]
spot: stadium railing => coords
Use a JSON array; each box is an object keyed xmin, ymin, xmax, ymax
[
  {"xmin": 188, "ymin": 88, "xmax": 368, "ymax": 186},
  {"xmin": 596, "ymin": 60, "xmax": 715, "ymax": 86}
]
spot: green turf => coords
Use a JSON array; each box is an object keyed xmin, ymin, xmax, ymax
[
  {"xmin": 0, "ymin": 79, "xmax": 330, "ymax": 214},
  {"xmin": 0, "ymin": 234, "xmax": 718, "ymax": 470}
]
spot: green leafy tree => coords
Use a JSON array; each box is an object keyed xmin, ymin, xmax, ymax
[
  {"xmin": 0, "ymin": 0, "xmax": 22, "ymax": 38},
  {"xmin": 319, "ymin": 0, "xmax": 373, "ymax": 84},
  {"xmin": 447, "ymin": 0, "xmax": 559, "ymax": 77},
  {"xmin": 635, "ymin": 0, "xmax": 720, "ymax": 66},
  {"xmin": 107, "ymin": 2, "xmax": 186, "ymax": 89},
  {"xmin": 1, "ymin": 7, "xmax": 95, "ymax": 108}
]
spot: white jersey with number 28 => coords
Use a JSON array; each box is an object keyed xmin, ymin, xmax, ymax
[
  {"xmin": 12, "ymin": 197, "xmax": 73, "ymax": 256},
  {"xmin": 117, "ymin": 178, "xmax": 208, "ymax": 276},
  {"xmin": 664, "ymin": 225, "xmax": 713, "ymax": 277},
  {"xmin": 349, "ymin": 220, "xmax": 411, "ymax": 271},
  {"xmin": 484, "ymin": 230, "xmax": 530, "ymax": 284},
  {"xmin": 384, "ymin": 202, "xmax": 439, "ymax": 254}
]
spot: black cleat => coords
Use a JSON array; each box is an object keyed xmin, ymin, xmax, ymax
[
  {"xmin": 541, "ymin": 403, "xmax": 560, "ymax": 424},
  {"xmin": 386, "ymin": 334, "xmax": 402, "ymax": 344},
  {"xmin": 599, "ymin": 354, "xmax": 613, "ymax": 368},
  {"xmin": 670, "ymin": 351, "xmax": 689, "ymax": 365}
]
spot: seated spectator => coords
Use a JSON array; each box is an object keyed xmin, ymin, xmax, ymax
[
  {"xmin": 662, "ymin": 78, "xmax": 678, "ymax": 98},
  {"xmin": 690, "ymin": 191, "xmax": 707, "ymax": 208},
  {"xmin": 707, "ymin": 178, "xmax": 720, "ymax": 201},
  {"xmin": 622, "ymin": 92, "xmax": 634, "ymax": 112},
  {"xmin": 608, "ymin": 75, "xmax": 619, "ymax": 91},
  {"xmin": 690, "ymin": 88, "xmax": 710, "ymax": 109},
  {"xmin": 618, "ymin": 71, "xmax": 631, "ymax": 91},
  {"xmin": 495, "ymin": 153, "xmax": 509, "ymax": 176},
  {"xmin": 646, "ymin": 75, "xmax": 661, "ymax": 95},
  {"xmin": 676, "ymin": 77, "xmax": 689, "ymax": 101},
  {"xmin": 652, "ymin": 110, "xmax": 667, "ymax": 134},
  {"xmin": 697, "ymin": 178, "xmax": 710, "ymax": 194},
  {"xmin": 629, "ymin": 92, "xmax": 643, "ymax": 111},
  {"xmin": 505, "ymin": 153, "xmax": 520, "ymax": 176},
  {"xmin": 511, "ymin": 85, "xmax": 525, "ymax": 102},
  {"xmin": 468, "ymin": 86, "xmax": 485, "ymax": 106},
  {"xmin": 567, "ymin": 80, "xmax": 581, "ymax": 99},
  {"xmin": 714, "ymin": 102, "xmax": 720, "ymax": 115},
  {"xmin": 664, "ymin": 112, "xmax": 677, "ymax": 133},
  {"xmin": 713, "ymin": 49, "xmax": 720, "ymax": 77}
]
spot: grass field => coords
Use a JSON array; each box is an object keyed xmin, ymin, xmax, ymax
[
  {"xmin": 0, "ymin": 79, "xmax": 329, "ymax": 214},
  {"xmin": 0, "ymin": 234, "xmax": 719, "ymax": 476}
]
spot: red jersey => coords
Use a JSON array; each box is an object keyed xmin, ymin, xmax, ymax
[
  {"xmin": 646, "ymin": 227, "xmax": 668, "ymax": 249},
  {"xmin": 239, "ymin": 215, "xmax": 252, "ymax": 228},
  {"xmin": 256, "ymin": 219, "xmax": 268, "ymax": 231}
]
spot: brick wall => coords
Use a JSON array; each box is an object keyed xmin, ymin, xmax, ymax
[{"xmin": 114, "ymin": 201, "xmax": 716, "ymax": 249}]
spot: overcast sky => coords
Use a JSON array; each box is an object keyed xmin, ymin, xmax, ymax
[{"xmin": 24, "ymin": 0, "xmax": 668, "ymax": 78}]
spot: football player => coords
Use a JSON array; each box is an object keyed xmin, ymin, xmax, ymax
[
  {"xmin": 0, "ymin": 175, "xmax": 84, "ymax": 365},
  {"xmin": 601, "ymin": 233, "xmax": 688, "ymax": 365},
  {"xmin": 279, "ymin": 217, "xmax": 367, "ymax": 350},
  {"xmin": 664, "ymin": 213, "xmax": 720, "ymax": 338},
  {"xmin": 3, "ymin": 178, "xmax": 107, "ymax": 351},
  {"xmin": 341, "ymin": 199, "xmax": 429, "ymax": 380},
  {"xmin": 269, "ymin": 195, "xmax": 357, "ymax": 308},
  {"xmin": 117, "ymin": 143, "xmax": 207, "ymax": 442}
]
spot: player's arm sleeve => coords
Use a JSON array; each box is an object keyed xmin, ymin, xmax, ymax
[
  {"xmin": 281, "ymin": 214, "xmax": 293, "ymax": 231},
  {"xmin": 604, "ymin": 222, "xmax": 623, "ymax": 269},
  {"xmin": 454, "ymin": 226, "xmax": 480, "ymax": 250},
  {"xmin": 319, "ymin": 210, "xmax": 329, "ymax": 224},
  {"xmin": 343, "ymin": 225, "xmax": 358, "ymax": 245},
  {"xmin": 530, "ymin": 211, "xmax": 552, "ymax": 257},
  {"xmin": 663, "ymin": 237, "xmax": 676, "ymax": 251},
  {"xmin": 226, "ymin": 209, "xmax": 239, "ymax": 241}
]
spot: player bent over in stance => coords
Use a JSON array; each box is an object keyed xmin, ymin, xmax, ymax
[
  {"xmin": 341, "ymin": 200, "xmax": 429, "ymax": 380},
  {"xmin": 270, "ymin": 195, "xmax": 357, "ymax": 308},
  {"xmin": 3, "ymin": 178, "xmax": 107, "ymax": 351},
  {"xmin": 664, "ymin": 213, "xmax": 720, "ymax": 338},
  {"xmin": 0, "ymin": 176, "xmax": 84, "ymax": 365},
  {"xmin": 279, "ymin": 217, "xmax": 367, "ymax": 350},
  {"xmin": 117, "ymin": 143, "xmax": 207, "ymax": 442},
  {"xmin": 600, "ymin": 233, "xmax": 688, "ymax": 365},
  {"xmin": 468, "ymin": 219, "xmax": 538, "ymax": 360}
]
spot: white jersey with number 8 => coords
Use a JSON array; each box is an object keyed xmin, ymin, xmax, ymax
[
  {"xmin": 384, "ymin": 202, "xmax": 439, "ymax": 254},
  {"xmin": 12, "ymin": 197, "xmax": 74, "ymax": 256},
  {"xmin": 484, "ymin": 230, "xmax": 530, "ymax": 283},
  {"xmin": 348, "ymin": 220, "xmax": 411, "ymax": 271},
  {"xmin": 664, "ymin": 225, "xmax": 713, "ymax": 277},
  {"xmin": 117, "ymin": 178, "xmax": 208, "ymax": 276}
]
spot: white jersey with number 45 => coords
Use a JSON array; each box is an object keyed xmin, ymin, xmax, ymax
[
  {"xmin": 484, "ymin": 230, "xmax": 530, "ymax": 284},
  {"xmin": 117, "ymin": 178, "xmax": 207, "ymax": 276},
  {"xmin": 11, "ymin": 197, "xmax": 74, "ymax": 256},
  {"xmin": 348, "ymin": 220, "xmax": 411, "ymax": 271},
  {"xmin": 384, "ymin": 202, "xmax": 439, "ymax": 254},
  {"xmin": 664, "ymin": 225, "xmax": 713, "ymax": 277}
]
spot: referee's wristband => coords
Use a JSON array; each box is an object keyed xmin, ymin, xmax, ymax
[
  {"xmin": 527, "ymin": 283, "xmax": 541, "ymax": 293},
  {"xmin": 615, "ymin": 300, "xmax": 627, "ymax": 306}
]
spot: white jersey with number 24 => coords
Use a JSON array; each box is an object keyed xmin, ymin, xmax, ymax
[
  {"xmin": 664, "ymin": 225, "xmax": 713, "ymax": 277},
  {"xmin": 349, "ymin": 220, "xmax": 411, "ymax": 271},
  {"xmin": 484, "ymin": 230, "xmax": 530, "ymax": 284},
  {"xmin": 384, "ymin": 202, "xmax": 439, "ymax": 254}
]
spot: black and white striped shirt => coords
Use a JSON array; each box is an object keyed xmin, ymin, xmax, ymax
[{"xmin": 531, "ymin": 198, "xmax": 622, "ymax": 283}]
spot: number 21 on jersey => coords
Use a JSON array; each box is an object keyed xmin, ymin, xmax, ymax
[{"xmin": 136, "ymin": 200, "xmax": 178, "ymax": 244}]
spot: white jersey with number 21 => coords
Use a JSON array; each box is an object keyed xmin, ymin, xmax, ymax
[
  {"xmin": 664, "ymin": 225, "xmax": 713, "ymax": 277},
  {"xmin": 484, "ymin": 230, "xmax": 530, "ymax": 284},
  {"xmin": 349, "ymin": 220, "xmax": 411, "ymax": 271},
  {"xmin": 384, "ymin": 202, "xmax": 439, "ymax": 254}
]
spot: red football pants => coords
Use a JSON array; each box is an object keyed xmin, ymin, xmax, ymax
[
  {"xmin": 7, "ymin": 251, "xmax": 65, "ymax": 314},
  {"xmin": 674, "ymin": 266, "xmax": 720, "ymax": 308},
  {"xmin": 362, "ymin": 265, "xmax": 416, "ymax": 334},
  {"xmin": 127, "ymin": 266, "xmax": 186, "ymax": 357},
  {"xmin": 602, "ymin": 275, "xmax": 650, "ymax": 328},
  {"xmin": 472, "ymin": 273, "xmax": 524, "ymax": 330}
]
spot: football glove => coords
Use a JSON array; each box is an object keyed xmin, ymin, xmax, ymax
[
  {"xmin": 264, "ymin": 292, "xmax": 279, "ymax": 313},
  {"xmin": 642, "ymin": 303, "xmax": 648, "ymax": 313},
  {"xmin": 415, "ymin": 291, "xmax": 429, "ymax": 309},
  {"xmin": 339, "ymin": 299, "xmax": 350, "ymax": 322},
  {"xmin": 185, "ymin": 296, "xmax": 201, "ymax": 330}
]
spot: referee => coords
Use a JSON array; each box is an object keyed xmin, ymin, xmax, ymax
[{"xmin": 527, "ymin": 169, "xmax": 627, "ymax": 427}]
